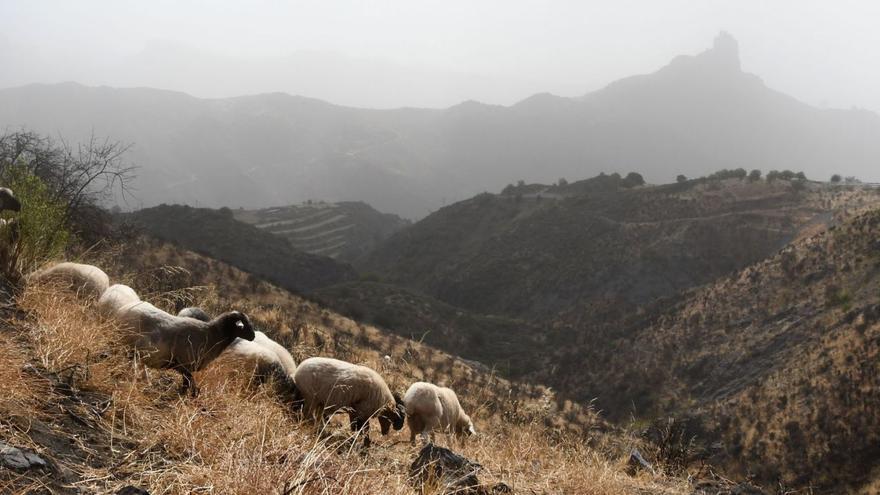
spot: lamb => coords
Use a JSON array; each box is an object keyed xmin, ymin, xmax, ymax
[
  {"xmin": 28, "ymin": 262, "xmax": 111, "ymax": 299},
  {"xmin": 98, "ymin": 284, "xmax": 141, "ymax": 316},
  {"xmin": 404, "ymin": 382, "xmax": 475, "ymax": 445},
  {"xmin": 293, "ymin": 357, "xmax": 405, "ymax": 446},
  {"xmin": 0, "ymin": 187, "xmax": 21, "ymax": 212},
  {"xmin": 178, "ymin": 306, "xmax": 300, "ymax": 404},
  {"xmin": 115, "ymin": 300, "xmax": 255, "ymax": 396}
]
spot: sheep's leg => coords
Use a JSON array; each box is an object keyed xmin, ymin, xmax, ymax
[
  {"xmin": 408, "ymin": 415, "xmax": 423, "ymax": 445},
  {"xmin": 348, "ymin": 414, "xmax": 371, "ymax": 447},
  {"xmin": 178, "ymin": 368, "xmax": 199, "ymax": 397}
]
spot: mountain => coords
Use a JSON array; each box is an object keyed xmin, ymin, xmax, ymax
[
  {"xmin": 1, "ymin": 33, "xmax": 878, "ymax": 218},
  {"xmin": 359, "ymin": 175, "xmax": 879, "ymax": 324},
  {"xmin": 233, "ymin": 201, "xmax": 410, "ymax": 262},
  {"xmin": 124, "ymin": 204, "xmax": 356, "ymax": 292}
]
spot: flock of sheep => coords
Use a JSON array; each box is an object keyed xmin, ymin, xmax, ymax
[
  {"xmin": 29, "ymin": 261, "xmax": 476, "ymax": 448},
  {"xmin": 3, "ymin": 185, "xmax": 475, "ymax": 448}
]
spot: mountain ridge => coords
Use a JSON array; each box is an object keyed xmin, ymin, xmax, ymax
[{"xmin": 2, "ymin": 33, "xmax": 879, "ymax": 217}]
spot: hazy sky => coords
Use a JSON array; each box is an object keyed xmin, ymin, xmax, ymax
[{"xmin": 1, "ymin": 0, "xmax": 879, "ymax": 110}]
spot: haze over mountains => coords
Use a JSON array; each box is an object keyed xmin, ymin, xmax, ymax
[{"xmin": 1, "ymin": 33, "xmax": 879, "ymax": 218}]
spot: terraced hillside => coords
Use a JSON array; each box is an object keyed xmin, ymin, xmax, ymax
[
  {"xmin": 235, "ymin": 201, "xmax": 409, "ymax": 262},
  {"xmin": 125, "ymin": 204, "xmax": 357, "ymax": 293}
]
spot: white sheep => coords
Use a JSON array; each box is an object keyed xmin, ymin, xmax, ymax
[
  {"xmin": 404, "ymin": 382, "xmax": 475, "ymax": 445},
  {"xmin": 293, "ymin": 356, "xmax": 405, "ymax": 446},
  {"xmin": 115, "ymin": 300, "xmax": 255, "ymax": 396},
  {"xmin": 28, "ymin": 262, "xmax": 111, "ymax": 299},
  {"xmin": 178, "ymin": 307, "xmax": 300, "ymax": 405},
  {"xmin": 98, "ymin": 284, "xmax": 141, "ymax": 317},
  {"xmin": 177, "ymin": 307, "xmax": 211, "ymax": 322},
  {"xmin": 0, "ymin": 187, "xmax": 21, "ymax": 212}
]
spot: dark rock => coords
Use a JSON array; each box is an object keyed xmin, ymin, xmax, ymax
[
  {"xmin": 0, "ymin": 441, "xmax": 47, "ymax": 471},
  {"xmin": 409, "ymin": 443, "xmax": 486, "ymax": 494},
  {"xmin": 116, "ymin": 486, "xmax": 150, "ymax": 495},
  {"xmin": 626, "ymin": 448, "xmax": 655, "ymax": 476}
]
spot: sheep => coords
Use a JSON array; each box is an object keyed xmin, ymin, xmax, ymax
[
  {"xmin": 115, "ymin": 300, "xmax": 255, "ymax": 396},
  {"xmin": 177, "ymin": 306, "xmax": 211, "ymax": 322},
  {"xmin": 404, "ymin": 382, "xmax": 475, "ymax": 445},
  {"xmin": 0, "ymin": 187, "xmax": 21, "ymax": 212},
  {"xmin": 98, "ymin": 284, "xmax": 141, "ymax": 317},
  {"xmin": 178, "ymin": 306, "xmax": 300, "ymax": 405},
  {"xmin": 28, "ymin": 262, "xmax": 110, "ymax": 299},
  {"xmin": 293, "ymin": 357, "xmax": 405, "ymax": 446}
]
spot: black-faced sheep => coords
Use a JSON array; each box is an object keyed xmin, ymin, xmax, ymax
[
  {"xmin": 29, "ymin": 262, "xmax": 111, "ymax": 299},
  {"xmin": 0, "ymin": 187, "xmax": 21, "ymax": 212},
  {"xmin": 178, "ymin": 307, "xmax": 300, "ymax": 405},
  {"xmin": 293, "ymin": 357, "xmax": 405, "ymax": 446},
  {"xmin": 404, "ymin": 382, "xmax": 475, "ymax": 445},
  {"xmin": 115, "ymin": 300, "xmax": 255, "ymax": 396}
]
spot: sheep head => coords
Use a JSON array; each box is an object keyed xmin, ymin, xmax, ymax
[
  {"xmin": 217, "ymin": 311, "xmax": 256, "ymax": 341},
  {"xmin": 0, "ymin": 188, "xmax": 21, "ymax": 212},
  {"xmin": 456, "ymin": 413, "xmax": 476, "ymax": 438},
  {"xmin": 379, "ymin": 393, "xmax": 407, "ymax": 435}
]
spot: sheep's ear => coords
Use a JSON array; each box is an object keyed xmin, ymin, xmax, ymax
[
  {"xmin": 393, "ymin": 392, "xmax": 404, "ymax": 406},
  {"xmin": 467, "ymin": 423, "xmax": 476, "ymax": 436}
]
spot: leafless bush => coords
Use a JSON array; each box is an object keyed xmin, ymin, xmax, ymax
[{"xmin": 0, "ymin": 130, "xmax": 136, "ymax": 232}]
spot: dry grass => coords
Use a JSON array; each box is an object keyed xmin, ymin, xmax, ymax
[{"xmin": 0, "ymin": 271, "xmax": 691, "ymax": 494}]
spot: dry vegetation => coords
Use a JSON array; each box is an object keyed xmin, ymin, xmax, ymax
[{"xmin": 0, "ymin": 237, "xmax": 691, "ymax": 494}]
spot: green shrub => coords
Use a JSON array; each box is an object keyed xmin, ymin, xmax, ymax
[{"xmin": 2, "ymin": 164, "xmax": 70, "ymax": 271}]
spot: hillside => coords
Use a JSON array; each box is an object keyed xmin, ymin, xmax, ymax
[
  {"xmin": 0, "ymin": 235, "xmax": 710, "ymax": 495},
  {"xmin": 314, "ymin": 281, "xmax": 543, "ymax": 377},
  {"xmin": 2, "ymin": 33, "xmax": 879, "ymax": 217},
  {"xmin": 124, "ymin": 204, "xmax": 357, "ymax": 293},
  {"xmin": 359, "ymin": 175, "xmax": 880, "ymax": 325},
  {"xmin": 234, "ymin": 201, "xmax": 410, "ymax": 262},
  {"xmin": 544, "ymin": 206, "xmax": 880, "ymax": 492}
]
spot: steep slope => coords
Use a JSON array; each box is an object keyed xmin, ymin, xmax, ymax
[
  {"xmin": 360, "ymin": 176, "xmax": 878, "ymax": 324},
  {"xmin": 2, "ymin": 33, "xmax": 879, "ymax": 217},
  {"xmin": 125, "ymin": 204, "xmax": 356, "ymax": 292},
  {"xmin": 234, "ymin": 201, "xmax": 410, "ymax": 262},
  {"xmin": 0, "ymin": 235, "xmax": 697, "ymax": 495},
  {"xmin": 550, "ymin": 206, "xmax": 880, "ymax": 492}
]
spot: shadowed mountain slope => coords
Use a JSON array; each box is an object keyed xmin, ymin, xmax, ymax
[
  {"xmin": 360, "ymin": 176, "xmax": 879, "ymax": 325},
  {"xmin": 124, "ymin": 204, "xmax": 357, "ymax": 292}
]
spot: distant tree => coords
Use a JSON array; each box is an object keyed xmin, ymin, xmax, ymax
[
  {"xmin": 779, "ymin": 170, "xmax": 796, "ymax": 180},
  {"xmin": 622, "ymin": 172, "xmax": 645, "ymax": 188},
  {"xmin": 748, "ymin": 169, "xmax": 762, "ymax": 182},
  {"xmin": 676, "ymin": 174, "xmax": 687, "ymax": 183},
  {"xmin": 794, "ymin": 171, "xmax": 807, "ymax": 180},
  {"xmin": 830, "ymin": 174, "xmax": 842, "ymax": 183},
  {"xmin": 502, "ymin": 184, "xmax": 516, "ymax": 195},
  {"xmin": 766, "ymin": 170, "xmax": 780, "ymax": 182},
  {"xmin": 845, "ymin": 176, "xmax": 860, "ymax": 184},
  {"xmin": 557, "ymin": 177, "xmax": 568, "ymax": 187},
  {"xmin": 516, "ymin": 179, "xmax": 525, "ymax": 187}
]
